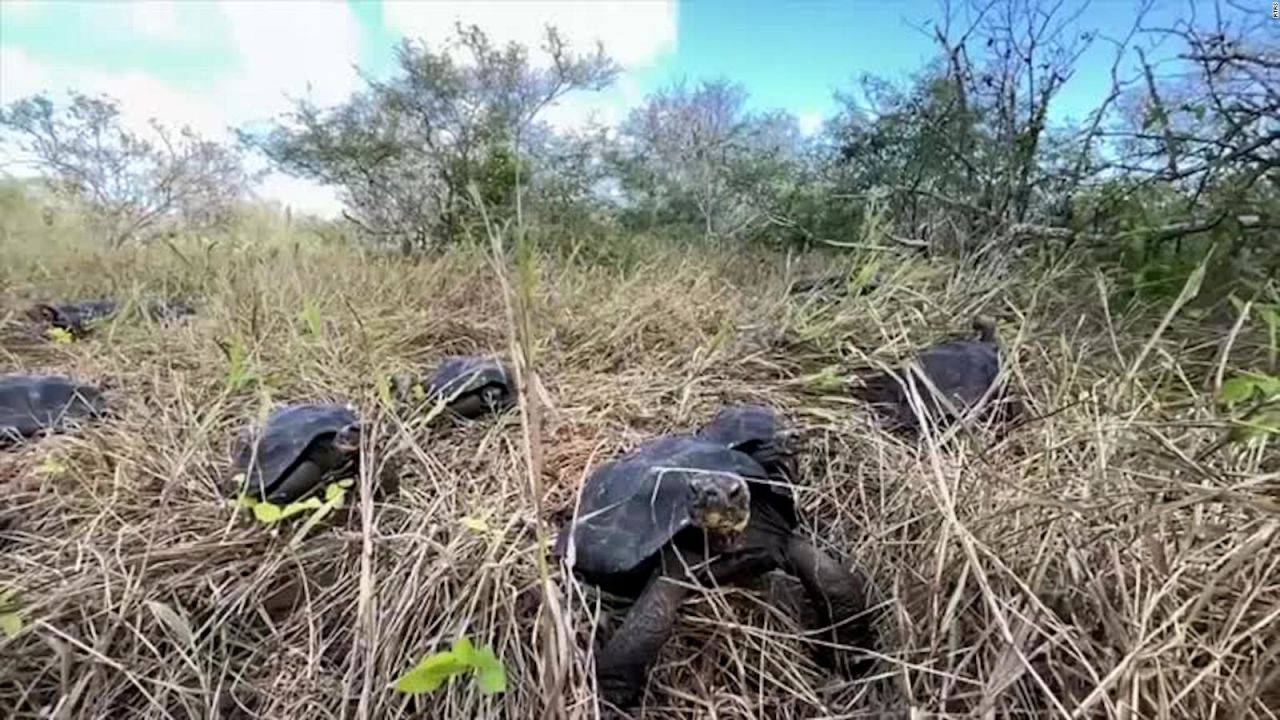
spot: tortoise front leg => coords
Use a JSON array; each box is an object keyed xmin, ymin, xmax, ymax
[
  {"xmin": 595, "ymin": 569, "xmax": 690, "ymax": 711},
  {"xmin": 783, "ymin": 533, "xmax": 883, "ymax": 677}
]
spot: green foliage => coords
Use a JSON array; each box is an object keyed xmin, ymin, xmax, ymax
[
  {"xmin": 1218, "ymin": 370, "xmax": 1280, "ymax": 445},
  {"xmin": 298, "ymin": 299, "xmax": 324, "ymax": 340},
  {"xmin": 241, "ymin": 23, "xmax": 618, "ymax": 251},
  {"xmin": 1218, "ymin": 372, "xmax": 1280, "ymax": 409},
  {"xmin": 234, "ymin": 478, "xmax": 355, "ymax": 526},
  {"xmin": 460, "ymin": 515, "xmax": 492, "ymax": 534},
  {"xmin": 224, "ymin": 340, "xmax": 257, "ymax": 392},
  {"xmin": 34, "ymin": 457, "xmax": 68, "ymax": 477},
  {"xmin": 44, "ymin": 327, "xmax": 75, "ymax": 344},
  {"xmin": 394, "ymin": 636, "xmax": 508, "ymax": 696},
  {"xmin": 0, "ymin": 587, "xmax": 23, "ymax": 639}
]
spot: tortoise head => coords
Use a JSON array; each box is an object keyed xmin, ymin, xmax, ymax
[
  {"xmin": 972, "ymin": 315, "xmax": 997, "ymax": 344},
  {"xmin": 332, "ymin": 421, "xmax": 362, "ymax": 455},
  {"xmin": 28, "ymin": 303, "xmax": 58, "ymax": 322},
  {"xmin": 479, "ymin": 383, "xmax": 510, "ymax": 410},
  {"xmin": 687, "ymin": 472, "xmax": 751, "ymax": 542}
]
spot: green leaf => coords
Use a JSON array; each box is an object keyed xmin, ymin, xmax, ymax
[
  {"xmin": 393, "ymin": 650, "xmax": 470, "ymax": 694},
  {"xmin": 801, "ymin": 365, "xmax": 845, "ymax": 393},
  {"xmin": 1220, "ymin": 372, "xmax": 1280, "ymax": 408},
  {"xmin": 451, "ymin": 636, "xmax": 477, "ymax": 662},
  {"xmin": 0, "ymin": 611, "xmax": 22, "ymax": 639},
  {"xmin": 336, "ymin": 478, "xmax": 355, "ymax": 489},
  {"xmin": 234, "ymin": 488, "xmax": 257, "ymax": 510},
  {"xmin": 252, "ymin": 502, "xmax": 283, "ymax": 524},
  {"xmin": 411, "ymin": 383, "xmax": 426, "ymax": 402},
  {"xmin": 279, "ymin": 496, "xmax": 324, "ymax": 519},
  {"xmin": 1220, "ymin": 375, "xmax": 1261, "ymax": 407},
  {"xmin": 376, "ymin": 375, "xmax": 393, "ymax": 406},
  {"xmin": 471, "ymin": 645, "xmax": 507, "ymax": 695},
  {"xmin": 325, "ymin": 482, "xmax": 348, "ymax": 503},
  {"xmin": 45, "ymin": 327, "xmax": 75, "ymax": 344},
  {"xmin": 460, "ymin": 516, "xmax": 491, "ymax": 533},
  {"xmin": 298, "ymin": 300, "xmax": 324, "ymax": 339},
  {"xmin": 35, "ymin": 457, "xmax": 67, "ymax": 477},
  {"xmin": 225, "ymin": 340, "xmax": 256, "ymax": 391}
]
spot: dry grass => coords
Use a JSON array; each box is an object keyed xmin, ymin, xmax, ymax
[{"xmin": 0, "ymin": 227, "xmax": 1277, "ymax": 720}]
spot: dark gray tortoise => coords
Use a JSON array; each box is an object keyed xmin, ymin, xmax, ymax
[
  {"xmin": 696, "ymin": 403, "xmax": 799, "ymax": 483},
  {"xmin": 232, "ymin": 403, "xmax": 361, "ymax": 505},
  {"xmin": 423, "ymin": 355, "xmax": 516, "ymax": 420},
  {"xmin": 859, "ymin": 315, "xmax": 1023, "ymax": 432},
  {"xmin": 28, "ymin": 299, "xmax": 120, "ymax": 337},
  {"xmin": 556, "ymin": 407, "xmax": 881, "ymax": 711},
  {"xmin": 28, "ymin": 298, "xmax": 194, "ymax": 337},
  {"xmin": 0, "ymin": 374, "xmax": 108, "ymax": 447}
]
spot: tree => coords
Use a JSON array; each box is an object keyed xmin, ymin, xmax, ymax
[
  {"xmin": 0, "ymin": 91, "xmax": 253, "ymax": 247},
  {"xmin": 241, "ymin": 24, "xmax": 618, "ymax": 251},
  {"xmin": 615, "ymin": 78, "xmax": 805, "ymax": 242}
]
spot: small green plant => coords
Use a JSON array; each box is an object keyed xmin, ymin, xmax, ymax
[
  {"xmin": 376, "ymin": 375, "xmax": 394, "ymax": 406},
  {"xmin": 460, "ymin": 515, "xmax": 492, "ymax": 534},
  {"xmin": 234, "ymin": 478, "xmax": 354, "ymax": 525},
  {"xmin": 223, "ymin": 340, "xmax": 257, "ymax": 391},
  {"xmin": 34, "ymin": 456, "xmax": 67, "ymax": 477},
  {"xmin": 1218, "ymin": 372, "xmax": 1280, "ymax": 408},
  {"xmin": 0, "ymin": 587, "xmax": 23, "ymax": 639},
  {"xmin": 44, "ymin": 327, "xmax": 74, "ymax": 344},
  {"xmin": 849, "ymin": 256, "xmax": 880, "ymax": 295},
  {"xmin": 393, "ymin": 636, "xmax": 507, "ymax": 695},
  {"xmin": 799, "ymin": 364, "xmax": 846, "ymax": 393},
  {"xmin": 1218, "ymin": 371, "xmax": 1280, "ymax": 443},
  {"xmin": 298, "ymin": 299, "xmax": 324, "ymax": 340}
]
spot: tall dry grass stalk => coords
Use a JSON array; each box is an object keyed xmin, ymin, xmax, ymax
[{"xmin": 0, "ymin": 231, "xmax": 1276, "ymax": 719}]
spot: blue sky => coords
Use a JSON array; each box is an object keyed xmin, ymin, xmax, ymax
[{"xmin": 0, "ymin": 1, "xmax": 1206, "ymax": 214}]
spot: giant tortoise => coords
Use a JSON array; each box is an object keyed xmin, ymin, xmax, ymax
[
  {"xmin": 0, "ymin": 373, "xmax": 108, "ymax": 447},
  {"xmin": 422, "ymin": 355, "xmax": 516, "ymax": 420},
  {"xmin": 556, "ymin": 405, "xmax": 881, "ymax": 710},
  {"xmin": 28, "ymin": 298, "xmax": 195, "ymax": 338},
  {"xmin": 231, "ymin": 403, "xmax": 361, "ymax": 505},
  {"xmin": 858, "ymin": 315, "xmax": 1023, "ymax": 432}
]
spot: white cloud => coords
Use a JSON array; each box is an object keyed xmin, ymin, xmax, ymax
[
  {"xmin": 0, "ymin": 47, "xmax": 52, "ymax": 105},
  {"xmin": 383, "ymin": 0, "xmax": 677, "ymax": 69},
  {"xmin": 216, "ymin": 0, "xmax": 361, "ymax": 114},
  {"xmin": 1, "ymin": 0, "xmax": 45, "ymax": 20},
  {"xmin": 129, "ymin": 1, "xmax": 183, "ymax": 39},
  {"xmin": 0, "ymin": 1, "xmax": 363, "ymax": 218}
]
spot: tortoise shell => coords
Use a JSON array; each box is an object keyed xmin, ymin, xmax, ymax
[
  {"xmin": 232, "ymin": 403, "xmax": 360, "ymax": 504},
  {"xmin": 862, "ymin": 316, "xmax": 1016, "ymax": 429},
  {"xmin": 555, "ymin": 433, "xmax": 796, "ymax": 590},
  {"xmin": 425, "ymin": 355, "xmax": 516, "ymax": 419},
  {"xmin": 0, "ymin": 374, "xmax": 107, "ymax": 446},
  {"xmin": 696, "ymin": 403, "xmax": 799, "ymax": 485}
]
